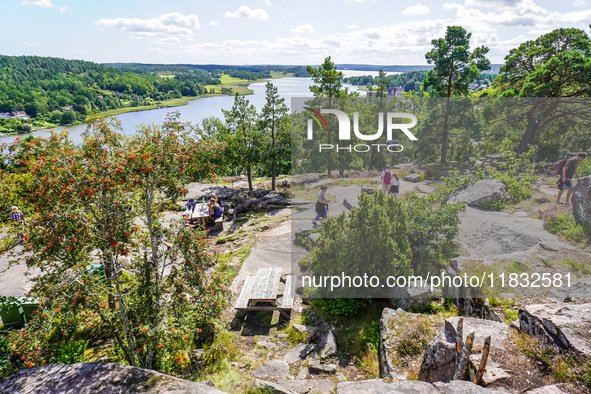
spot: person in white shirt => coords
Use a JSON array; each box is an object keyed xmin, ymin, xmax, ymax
[
  {"xmin": 381, "ymin": 165, "xmax": 393, "ymax": 195},
  {"xmin": 389, "ymin": 173, "xmax": 400, "ymax": 198}
]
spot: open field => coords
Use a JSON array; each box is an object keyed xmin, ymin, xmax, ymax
[{"xmin": 97, "ymin": 96, "xmax": 198, "ymax": 117}]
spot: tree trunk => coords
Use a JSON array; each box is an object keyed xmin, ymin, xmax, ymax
[
  {"xmin": 271, "ymin": 123, "xmax": 276, "ymax": 191},
  {"xmin": 441, "ymin": 96, "xmax": 451, "ymax": 164},
  {"xmin": 247, "ymin": 165, "xmax": 253, "ymax": 191},
  {"xmin": 473, "ymin": 336, "xmax": 491, "ymax": 385},
  {"xmin": 453, "ymin": 331, "xmax": 475, "ymax": 380},
  {"xmin": 517, "ymin": 110, "xmax": 539, "ymax": 155}
]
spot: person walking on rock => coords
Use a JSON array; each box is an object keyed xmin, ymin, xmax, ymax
[
  {"xmin": 9, "ymin": 206, "xmax": 26, "ymax": 238},
  {"xmin": 313, "ymin": 185, "xmax": 329, "ymax": 226},
  {"xmin": 556, "ymin": 153, "xmax": 587, "ymax": 206},
  {"xmin": 381, "ymin": 165, "xmax": 393, "ymax": 196}
]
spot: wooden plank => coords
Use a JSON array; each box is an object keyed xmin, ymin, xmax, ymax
[
  {"xmin": 253, "ymin": 267, "xmax": 282, "ymax": 300},
  {"xmin": 281, "ymin": 275, "xmax": 295, "ymax": 309},
  {"xmin": 235, "ymin": 276, "xmax": 256, "ymax": 309}
]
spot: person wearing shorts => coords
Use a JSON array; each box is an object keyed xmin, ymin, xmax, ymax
[{"xmin": 556, "ymin": 153, "xmax": 586, "ymax": 206}]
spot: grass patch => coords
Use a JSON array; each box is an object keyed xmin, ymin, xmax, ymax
[
  {"xmin": 504, "ymin": 309, "xmax": 518, "ymax": 324},
  {"xmin": 516, "ymin": 333, "xmax": 591, "ymax": 386},
  {"xmin": 544, "ymin": 212, "xmax": 588, "ymax": 243},
  {"xmin": 559, "ymin": 258, "xmax": 591, "ymax": 277},
  {"xmin": 204, "ymin": 74, "xmax": 272, "ymax": 96}
]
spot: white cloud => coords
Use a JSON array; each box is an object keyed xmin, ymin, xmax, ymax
[
  {"xmin": 261, "ymin": 0, "xmax": 272, "ymax": 6},
  {"xmin": 225, "ymin": 6, "xmax": 269, "ymax": 20},
  {"xmin": 290, "ymin": 24, "xmax": 315, "ymax": 33},
  {"xmin": 96, "ymin": 12, "xmax": 200, "ymax": 43},
  {"xmin": 209, "ymin": 21, "xmax": 219, "ymax": 26},
  {"xmin": 403, "ymin": 4, "xmax": 431, "ymax": 16},
  {"xmin": 21, "ymin": 0, "xmax": 71, "ymax": 12},
  {"xmin": 573, "ymin": 0, "xmax": 586, "ymax": 6},
  {"xmin": 347, "ymin": 25, "xmax": 359, "ymax": 30}
]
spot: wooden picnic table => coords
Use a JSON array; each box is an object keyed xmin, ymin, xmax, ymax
[{"xmin": 235, "ymin": 267, "xmax": 295, "ymax": 319}]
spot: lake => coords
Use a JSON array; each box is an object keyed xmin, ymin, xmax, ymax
[{"xmin": 0, "ymin": 77, "xmax": 362, "ymax": 144}]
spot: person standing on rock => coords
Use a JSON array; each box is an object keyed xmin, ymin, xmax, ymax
[
  {"xmin": 556, "ymin": 153, "xmax": 587, "ymax": 206},
  {"xmin": 313, "ymin": 185, "xmax": 329, "ymax": 226},
  {"xmin": 381, "ymin": 165, "xmax": 393, "ymax": 196}
]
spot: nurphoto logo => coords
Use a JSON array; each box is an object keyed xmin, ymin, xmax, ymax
[{"xmin": 305, "ymin": 107, "xmax": 418, "ymax": 152}]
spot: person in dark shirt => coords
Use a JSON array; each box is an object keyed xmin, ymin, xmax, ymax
[
  {"xmin": 9, "ymin": 206, "xmax": 26, "ymax": 238},
  {"xmin": 556, "ymin": 153, "xmax": 587, "ymax": 206}
]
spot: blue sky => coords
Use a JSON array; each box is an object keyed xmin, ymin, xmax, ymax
[{"xmin": 2, "ymin": 0, "xmax": 591, "ymax": 65}]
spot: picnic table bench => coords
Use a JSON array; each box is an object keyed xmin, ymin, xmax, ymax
[{"xmin": 235, "ymin": 267, "xmax": 295, "ymax": 319}]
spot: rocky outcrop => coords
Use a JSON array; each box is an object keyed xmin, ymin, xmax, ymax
[
  {"xmin": 444, "ymin": 179, "xmax": 510, "ymax": 208},
  {"xmin": 380, "ymin": 308, "xmax": 438, "ymax": 380},
  {"xmin": 335, "ymin": 379, "xmax": 507, "ymax": 394},
  {"xmin": 194, "ymin": 186, "xmax": 289, "ymax": 216},
  {"xmin": 0, "ymin": 362, "xmax": 228, "ymax": 394},
  {"xmin": 572, "ymin": 175, "xmax": 591, "ymax": 226},
  {"xmin": 518, "ymin": 302, "xmax": 591, "ymax": 357},
  {"xmin": 418, "ymin": 316, "xmax": 511, "ymax": 383}
]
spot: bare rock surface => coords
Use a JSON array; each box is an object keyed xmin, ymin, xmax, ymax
[
  {"xmin": 518, "ymin": 302, "xmax": 591, "ymax": 357},
  {"xmin": 253, "ymin": 379, "xmax": 297, "ymax": 394},
  {"xmin": 0, "ymin": 362, "xmax": 228, "ymax": 393},
  {"xmin": 277, "ymin": 378, "xmax": 335, "ymax": 394},
  {"xmin": 455, "ymin": 207, "xmax": 573, "ymax": 265}
]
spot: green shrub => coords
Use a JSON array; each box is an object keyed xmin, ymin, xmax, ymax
[
  {"xmin": 579, "ymin": 158, "xmax": 591, "ymax": 177},
  {"xmin": 312, "ymin": 298, "xmax": 363, "ymax": 317},
  {"xmin": 55, "ymin": 340, "xmax": 87, "ymax": 364},
  {"xmin": 482, "ymin": 200, "xmax": 506, "ymax": 211},
  {"xmin": 545, "ymin": 213, "xmax": 586, "ymax": 243},
  {"xmin": 361, "ymin": 320, "xmax": 380, "ymax": 350}
]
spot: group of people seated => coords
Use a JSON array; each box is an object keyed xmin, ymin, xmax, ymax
[{"xmin": 183, "ymin": 193, "xmax": 224, "ymax": 227}]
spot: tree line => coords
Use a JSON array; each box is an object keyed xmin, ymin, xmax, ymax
[{"xmin": 298, "ymin": 26, "xmax": 591, "ymax": 174}]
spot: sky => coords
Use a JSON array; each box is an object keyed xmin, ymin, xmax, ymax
[{"xmin": 2, "ymin": 0, "xmax": 591, "ymax": 65}]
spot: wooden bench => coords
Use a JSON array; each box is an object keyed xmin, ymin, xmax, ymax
[
  {"xmin": 234, "ymin": 267, "xmax": 294, "ymax": 319},
  {"xmin": 214, "ymin": 216, "xmax": 223, "ymax": 231}
]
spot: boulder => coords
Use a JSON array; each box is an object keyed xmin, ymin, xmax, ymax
[
  {"xmin": 283, "ymin": 343, "xmax": 317, "ymax": 364},
  {"xmin": 252, "ymin": 360, "xmax": 292, "ymax": 379},
  {"xmin": 308, "ymin": 361, "xmax": 337, "ymax": 375},
  {"xmin": 389, "ymin": 284, "xmax": 431, "ymax": 311},
  {"xmin": 0, "ymin": 362, "xmax": 228, "ymax": 394},
  {"xmin": 253, "ymin": 379, "xmax": 297, "ymax": 394},
  {"xmin": 444, "ymin": 179, "xmax": 510, "ymax": 208},
  {"xmin": 380, "ymin": 308, "xmax": 438, "ymax": 380},
  {"xmin": 318, "ymin": 331, "xmax": 338, "ymax": 359},
  {"xmin": 276, "ymin": 378, "xmax": 335, "ymax": 394},
  {"xmin": 572, "ymin": 175, "xmax": 591, "ymax": 226},
  {"xmin": 403, "ymin": 173, "xmax": 422, "ymax": 183},
  {"xmin": 418, "ymin": 316, "xmax": 511, "ymax": 383},
  {"xmin": 518, "ymin": 302, "xmax": 591, "ymax": 357}
]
